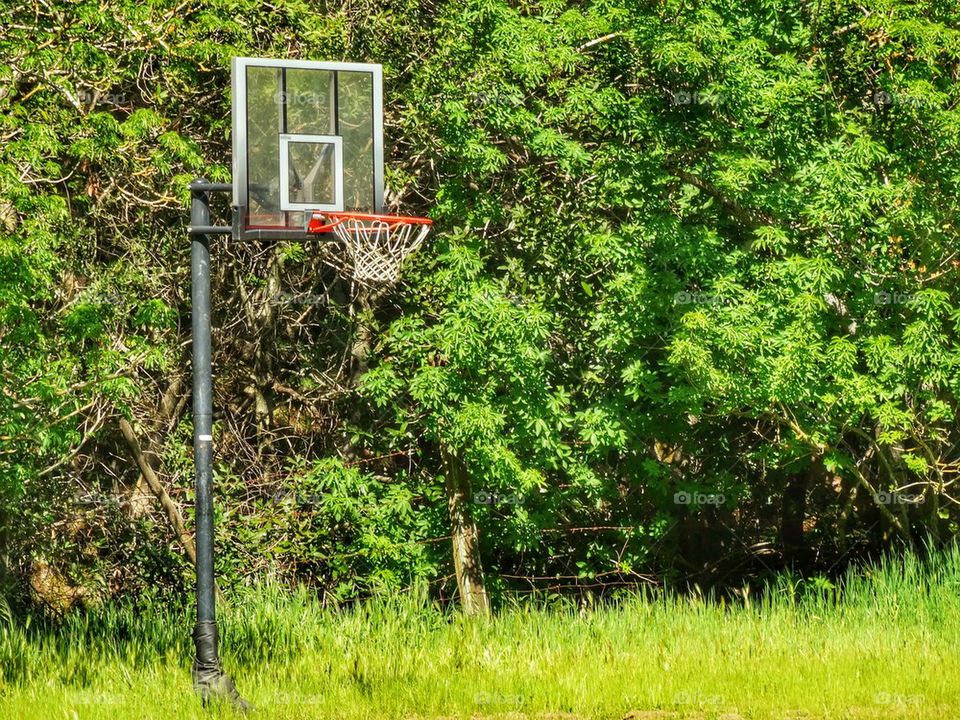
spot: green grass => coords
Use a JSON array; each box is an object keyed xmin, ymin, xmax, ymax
[{"xmin": 3, "ymin": 549, "xmax": 960, "ymax": 719}]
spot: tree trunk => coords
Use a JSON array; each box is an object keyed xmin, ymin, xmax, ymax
[
  {"xmin": 780, "ymin": 462, "xmax": 813, "ymax": 566},
  {"xmin": 440, "ymin": 446, "xmax": 490, "ymax": 617}
]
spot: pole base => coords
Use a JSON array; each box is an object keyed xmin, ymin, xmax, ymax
[{"xmin": 192, "ymin": 621, "xmax": 250, "ymax": 711}]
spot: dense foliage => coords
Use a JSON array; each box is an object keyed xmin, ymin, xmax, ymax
[{"xmin": 2, "ymin": 0, "xmax": 959, "ymax": 609}]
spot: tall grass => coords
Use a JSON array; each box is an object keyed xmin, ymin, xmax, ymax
[{"xmin": 2, "ymin": 548, "xmax": 960, "ymax": 719}]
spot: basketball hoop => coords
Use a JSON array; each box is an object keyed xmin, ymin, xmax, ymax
[{"xmin": 308, "ymin": 211, "xmax": 432, "ymax": 286}]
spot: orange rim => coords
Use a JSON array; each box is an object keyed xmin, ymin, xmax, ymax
[{"xmin": 308, "ymin": 211, "xmax": 432, "ymax": 234}]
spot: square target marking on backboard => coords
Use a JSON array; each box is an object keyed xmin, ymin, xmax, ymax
[{"xmin": 278, "ymin": 134, "xmax": 343, "ymax": 212}]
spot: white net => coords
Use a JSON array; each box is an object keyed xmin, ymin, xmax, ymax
[{"xmin": 324, "ymin": 215, "xmax": 431, "ymax": 286}]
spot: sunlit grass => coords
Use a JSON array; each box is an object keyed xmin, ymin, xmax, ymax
[{"xmin": 2, "ymin": 548, "xmax": 960, "ymax": 719}]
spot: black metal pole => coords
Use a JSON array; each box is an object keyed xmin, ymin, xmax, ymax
[
  {"xmin": 188, "ymin": 178, "xmax": 246, "ymax": 710},
  {"xmin": 191, "ymin": 179, "xmax": 216, "ymax": 643}
]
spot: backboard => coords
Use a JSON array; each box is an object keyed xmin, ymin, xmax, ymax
[{"xmin": 231, "ymin": 58, "xmax": 384, "ymax": 239}]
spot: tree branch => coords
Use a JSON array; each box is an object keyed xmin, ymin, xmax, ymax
[{"xmin": 119, "ymin": 418, "xmax": 197, "ymax": 565}]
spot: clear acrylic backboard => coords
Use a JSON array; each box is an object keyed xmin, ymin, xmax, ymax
[{"xmin": 231, "ymin": 58, "xmax": 384, "ymax": 239}]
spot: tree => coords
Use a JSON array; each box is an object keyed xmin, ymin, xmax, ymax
[{"xmin": 2, "ymin": 0, "xmax": 960, "ymax": 610}]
